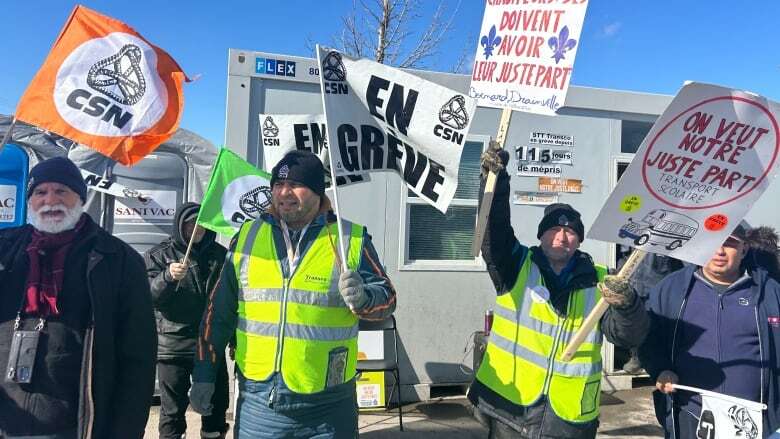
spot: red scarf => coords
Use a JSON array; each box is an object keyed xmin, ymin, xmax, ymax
[{"xmin": 24, "ymin": 216, "xmax": 86, "ymax": 317}]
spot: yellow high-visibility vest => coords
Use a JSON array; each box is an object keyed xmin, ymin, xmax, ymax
[
  {"xmin": 233, "ymin": 218, "xmax": 363, "ymax": 393},
  {"xmin": 476, "ymin": 249, "xmax": 607, "ymax": 422}
]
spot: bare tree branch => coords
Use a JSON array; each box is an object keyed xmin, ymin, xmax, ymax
[
  {"xmin": 399, "ymin": 0, "xmax": 461, "ymax": 68},
  {"xmin": 320, "ymin": 0, "xmax": 466, "ymax": 71},
  {"xmin": 449, "ymin": 33, "xmax": 475, "ymax": 74}
]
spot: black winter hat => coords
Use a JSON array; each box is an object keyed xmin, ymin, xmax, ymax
[
  {"xmin": 27, "ymin": 156, "xmax": 87, "ymax": 203},
  {"xmin": 537, "ymin": 203, "xmax": 585, "ymax": 243},
  {"xmin": 270, "ymin": 150, "xmax": 326, "ymax": 197}
]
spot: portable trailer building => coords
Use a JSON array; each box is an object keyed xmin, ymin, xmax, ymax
[
  {"xmin": 0, "ymin": 115, "xmax": 217, "ymax": 254},
  {"xmin": 224, "ymin": 49, "xmax": 780, "ymax": 401}
]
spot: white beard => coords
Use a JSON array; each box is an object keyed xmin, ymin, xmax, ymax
[{"xmin": 28, "ymin": 203, "xmax": 84, "ymax": 234}]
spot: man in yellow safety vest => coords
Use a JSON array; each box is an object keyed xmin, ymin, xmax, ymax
[
  {"xmin": 469, "ymin": 143, "xmax": 650, "ymax": 438},
  {"xmin": 190, "ymin": 150, "xmax": 396, "ymax": 438}
]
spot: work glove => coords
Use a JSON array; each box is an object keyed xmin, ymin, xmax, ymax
[
  {"xmin": 480, "ymin": 140, "xmax": 509, "ymax": 177},
  {"xmin": 599, "ymin": 275, "xmax": 636, "ymax": 309},
  {"xmin": 338, "ymin": 270, "xmax": 369, "ymax": 311},
  {"xmin": 190, "ymin": 382, "xmax": 215, "ymax": 416}
]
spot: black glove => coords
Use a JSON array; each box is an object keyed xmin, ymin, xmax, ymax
[
  {"xmin": 190, "ymin": 382, "xmax": 215, "ymax": 416},
  {"xmin": 600, "ymin": 275, "xmax": 636, "ymax": 309},
  {"xmin": 480, "ymin": 140, "xmax": 509, "ymax": 177}
]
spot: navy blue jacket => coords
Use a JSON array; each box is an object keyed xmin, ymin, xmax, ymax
[{"xmin": 639, "ymin": 264, "xmax": 780, "ymax": 438}]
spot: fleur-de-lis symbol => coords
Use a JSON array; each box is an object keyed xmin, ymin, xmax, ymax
[
  {"xmin": 548, "ymin": 26, "xmax": 577, "ymax": 64},
  {"xmin": 480, "ymin": 25, "xmax": 502, "ymax": 60}
]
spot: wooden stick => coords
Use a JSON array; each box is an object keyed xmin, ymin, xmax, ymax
[
  {"xmin": 471, "ymin": 108, "xmax": 513, "ymax": 257},
  {"xmin": 175, "ymin": 223, "xmax": 201, "ymax": 292},
  {"xmin": 560, "ymin": 249, "xmax": 648, "ymax": 361}
]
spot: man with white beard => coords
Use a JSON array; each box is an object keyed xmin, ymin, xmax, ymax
[{"xmin": 0, "ymin": 156, "xmax": 157, "ymax": 439}]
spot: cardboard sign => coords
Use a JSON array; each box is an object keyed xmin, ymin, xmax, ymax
[
  {"xmin": 529, "ymin": 132, "xmax": 574, "ymax": 147},
  {"xmin": 516, "ymin": 145, "xmax": 573, "ymax": 165},
  {"xmin": 258, "ymin": 114, "xmax": 368, "ymax": 187},
  {"xmin": 357, "ymin": 329, "xmax": 385, "ymax": 408},
  {"xmin": 469, "ymin": 1, "xmax": 588, "ymax": 114},
  {"xmin": 517, "ymin": 163, "xmax": 563, "ymax": 177},
  {"xmin": 513, "ymin": 191, "xmax": 558, "ymax": 205},
  {"xmin": 317, "ymin": 47, "xmax": 477, "ymax": 213},
  {"xmin": 356, "ymin": 372, "xmax": 385, "ymax": 409},
  {"xmin": 538, "ymin": 177, "xmax": 582, "ymax": 193},
  {"xmin": 589, "ymin": 82, "xmax": 780, "ymax": 265}
]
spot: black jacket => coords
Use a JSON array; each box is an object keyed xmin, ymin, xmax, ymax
[
  {"xmin": 0, "ymin": 215, "xmax": 157, "ymax": 439},
  {"xmin": 145, "ymin": 202, "xmax": 226, "ymax": 360},
  {"xmin": 468, "ymin": 170, "xmax": 650, "ymax": 438}
]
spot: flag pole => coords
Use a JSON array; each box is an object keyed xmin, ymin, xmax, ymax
[
  {"xmin": 175, "ymin": 223, "xmax": 201, "ymax": 292},
  {"xmin": 471, "ymin": 108, "xmax": 513, "ymax": 257},
  {"xmin": 0, "ymin": 117, "xmax": 18, "ymax": 156},
  {"xmin": 560, "ymin": 249, "xmax": 648, "ymax": 361},
  {"xmin": 316, "ymin": 44, "xmax": 348, "ymax": 270}
]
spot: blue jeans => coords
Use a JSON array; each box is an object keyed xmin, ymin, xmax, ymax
[{"xmin": 234, "ymin": 371, "xmax": 358, "ymax": 439}]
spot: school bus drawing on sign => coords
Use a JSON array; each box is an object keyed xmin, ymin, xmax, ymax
[{"xmin": 618, "ymin": 209, "xmax": 699, "ymax": 250}]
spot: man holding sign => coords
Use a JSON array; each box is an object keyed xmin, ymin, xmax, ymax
[
  {"xmin": 640, "ymin": 222, "xmax": 780, "ymax": 438},
  {"xmin": 190, "ymin": 151, "xmax": 396, "ymax": 438},
  {"xmin": 468, "ymin": 143, "xmax": 649, "ymax": 438}
]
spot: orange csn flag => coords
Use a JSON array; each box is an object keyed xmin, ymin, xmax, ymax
[{"xmin": 15, "ymin": 5, "xmax": 188, "ymax": 165}]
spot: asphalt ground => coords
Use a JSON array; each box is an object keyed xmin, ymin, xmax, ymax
[{"xmin": 144, "ymin": 384, "xmax": 664, "ymax": 438}]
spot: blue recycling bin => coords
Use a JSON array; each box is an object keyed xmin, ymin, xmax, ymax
[{"xmin": 0, "ymin": 144, "xmax": 28, "ymax": 229}]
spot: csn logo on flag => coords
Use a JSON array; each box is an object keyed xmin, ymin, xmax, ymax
[
  {"xmin": 55, "ymin": 36, "xmax": 166, "ymax": 136},
  {"xmin": 15, "ymin": 5, "xmax": 188, "ymax": 165}
]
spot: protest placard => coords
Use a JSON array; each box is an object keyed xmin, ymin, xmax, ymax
[
  {"xmin": 538, "ymin": 177, "xmax": 581, "ymax": 193},
  {"xmin": 469, "ymin": 0, "xmax": 588, "ymax": 115},
  {"xmin": 529, "ymin": 131, "xmax": 574, "ymax": 146},
  {"xmin": 515, "ymin": 145, "xmax": 574, "ymax": 173},
  {"xmin": 317, "ymin": 46, "xmax": 477, "ymax": 213},
  {"xmin": 259, "ymin": 113, "xmax": 367, "ymax": 187},
  {"xmin": 589, "ymin": 82, "xmax": 780, "ymax": 265},
  {"xmin": 513, "ymin": 191, "xmax": 558, "ymax": 205}
]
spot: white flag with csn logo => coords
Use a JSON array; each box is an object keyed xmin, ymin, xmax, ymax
[
  {"xmin": 674, "ymin": 385, "xmax": 765, "ymax": 439},
  {"xmin": 316, "ymin": 46, "xmax": 477, "ymax": 213},
  {"xmin": 258, "ymin": 114, "xmax": 368, "ymax": 187}
]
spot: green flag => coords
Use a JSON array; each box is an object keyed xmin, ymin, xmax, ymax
[{"xmin": 198, "ymin": 148, "xmax": 272, "ymax": 237}]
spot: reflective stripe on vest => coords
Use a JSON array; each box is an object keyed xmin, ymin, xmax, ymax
[
  {"xmin": 476, "ymin": 250, "xmax": 607, "ymax": 423},
  {"xmin": 233, "ymin": 217, "xmax": 363, "ymax": 393}
]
